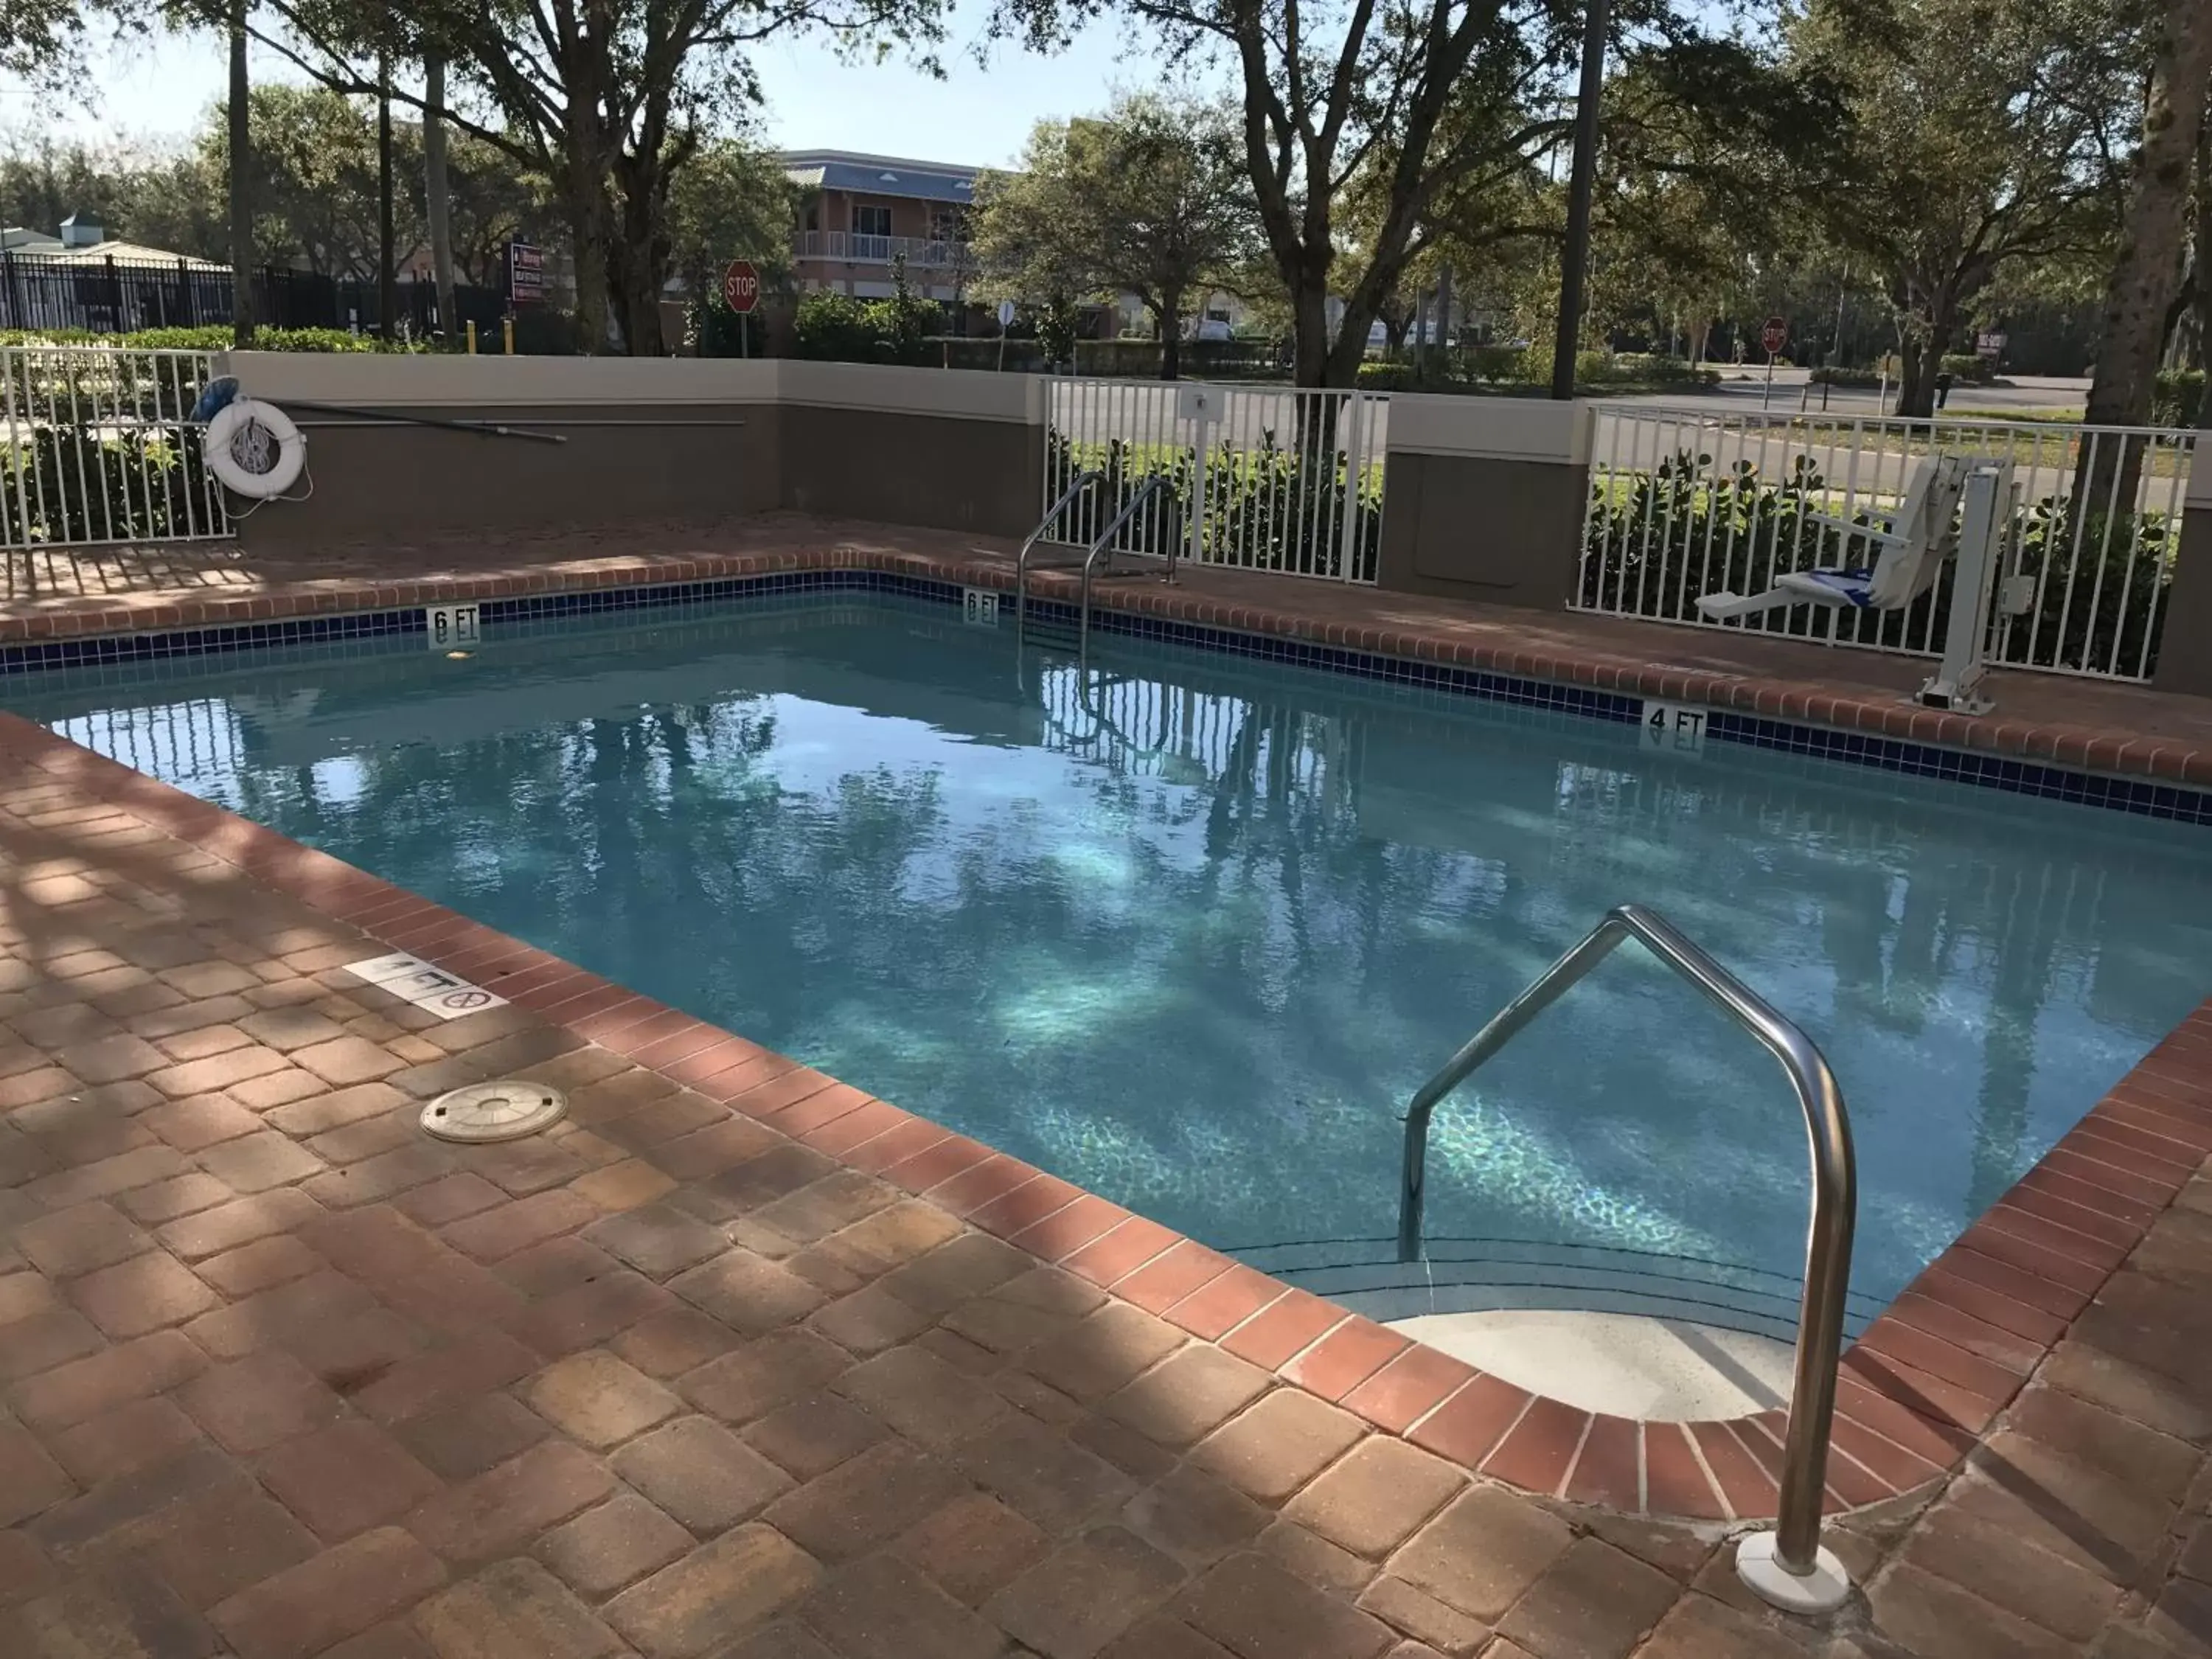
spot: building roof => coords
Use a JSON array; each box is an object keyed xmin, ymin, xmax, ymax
[
  {"xmin": 39, "ymin": 242, "xmax": 227, "ymax": 270},
  {"xmin": 780, "ymin": 149, "xmax": 982, "ymax": 206}
]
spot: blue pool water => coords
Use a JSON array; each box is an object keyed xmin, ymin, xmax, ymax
[{"xmin": 15, "ymin": 589, "xmax": 2211, "ymax": 1335}]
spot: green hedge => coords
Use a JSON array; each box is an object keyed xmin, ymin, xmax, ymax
[
  {"xmin": 2153, "ymin": 369, "xmax": 2203, "ymax": 428},
  {"xmin": 0, "ymin": 326, "xmax": 413, "ymax": 353}
]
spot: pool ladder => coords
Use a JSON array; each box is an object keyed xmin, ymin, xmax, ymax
[
  {"xmin": 1015, "ymin": 473, "xmax": 1180, "ymax": 658},
  {"xmin": 1397, "ymin": 902, "xmax": 1858, "ymax": 1616}
]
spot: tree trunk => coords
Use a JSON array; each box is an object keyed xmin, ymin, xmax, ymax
[
  {"xmin": 563, "ymin": 167, "xmax": 610, "ymax": 353},
  {"xmin": 1291, "ymin": 271, "xmax": 1333, "ymax": 387},
  {"xmin": 2084, "ymin": 0, "xmax": 2212, "ymax": 428},
  {"xmin": 1436, "ymin": 263, "xmax": 1455, "ymax": 376},
  {"xmin": 1894, "ymin": 292, "xmax": 1957, "ymax": 418},
  {"xmin": 2198, "ymin": 116, "xmax": 2211, "ymax": 427},
  {"xmin": 377, "ymin": 53, "xmax": 397, "ymax": 340},
  {"xmin": 226, "ymin": 0, "xmax": 251, "ymax": 347},
  {"xmin": 1159, "ymin": 287, "xmax": 1183, "ymax": 380},
  {"xmin": 423, "ymin": 55, "xmax": 458, "ymax": 343}
]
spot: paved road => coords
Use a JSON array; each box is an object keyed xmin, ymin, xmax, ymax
[{"xmin": 1611, "ymin": 370, "xmax": 2090, "ymax": 420}]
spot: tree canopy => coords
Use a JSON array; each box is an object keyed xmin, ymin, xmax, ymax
[{"xmin": 974, "ymin": 92, "xmax": 1259, "ymax": 378}]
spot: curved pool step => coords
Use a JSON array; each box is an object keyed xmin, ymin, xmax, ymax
[{"xmin": 1225, "ymin": 1236, "xmax": 1888, "ymax": 1346}]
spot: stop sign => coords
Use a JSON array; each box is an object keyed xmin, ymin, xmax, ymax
[
  {"xmin": 1760, "ymin": 315, "xmax": 1789, "ymax": 355},
  {"xmin": 721, "ymin": 260, "xmax": 759, "ymax": 314}
]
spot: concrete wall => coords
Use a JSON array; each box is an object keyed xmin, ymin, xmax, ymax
[
  {"xmin": 217, "ymin": 354, "xmax": 1043, "ymax": 549},
  {"xmin": 2152, "ymin": 453, "xmax": 2212, "ymax": 696},
  {"xmin": 1374, "ymin": 396, "xmax": 1593, "ymax": 609}
]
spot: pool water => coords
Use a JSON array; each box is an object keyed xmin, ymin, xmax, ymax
[{"xmin": 18, "ymin": 591, "xmax": 2211, "ymax": 1335}]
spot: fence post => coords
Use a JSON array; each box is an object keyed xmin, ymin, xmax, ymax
[
  {"xmin": 103, "ymin": 254, "xmax": 121, "ymax": 330},
  {"xmin": 1336, "ymin": 393, "xmax": 1367, "ymax": 581},
  {"xmin": 178, "ymin": 258, "xmax": 195, "ymax": 327},
  {"xmin": 3, "ymin": 250, "xmax": 18, "ymax": 330}
]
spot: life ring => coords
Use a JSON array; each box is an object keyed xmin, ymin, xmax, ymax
[{"xmin": 205, "ymin": 398, "xmax": 307, "ymax": 498}]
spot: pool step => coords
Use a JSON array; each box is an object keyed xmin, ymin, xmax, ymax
[{"xmin": 1228, "ymin": 1239, "xmax": 1883, "ymax": 1345}]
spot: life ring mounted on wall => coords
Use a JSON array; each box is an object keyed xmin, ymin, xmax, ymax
[{"xmin": 204, "ymin": 397, "xmax": 307, "ymax": 499}]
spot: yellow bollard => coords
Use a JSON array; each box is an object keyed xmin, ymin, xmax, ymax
[
  {"xmin": 503, "ymin": 317, "xmax": 515, "ymax": 355},
  {"xmin": 465, "ymin": 320, "xmax": 476, "ymax": 355}
]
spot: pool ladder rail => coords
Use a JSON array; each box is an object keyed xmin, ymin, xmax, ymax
[
  {"xmin": 1015, "ymin": 473, "xmax": 1180, "ymax": 657},
  {"xmin": 1397, "ymin": 902, "xmax": 1858, "ymax": 1615}
]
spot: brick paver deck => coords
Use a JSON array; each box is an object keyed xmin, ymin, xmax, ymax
[
  {"xmin": 4, "ymin": 590, "xmax": 2212, "ymax": 1655},
  {"xmin": 7, "ymin": 515, "xmax": 2212, "ymax": 788}
]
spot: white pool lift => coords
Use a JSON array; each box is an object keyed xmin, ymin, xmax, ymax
[
  {"xmin": 1694, "ymin": 453, "xmax": 2017, "ymax": 716},
  {"xmin": 1692, "ymin": 455, "xmax": 1970, "ymax": 622}
]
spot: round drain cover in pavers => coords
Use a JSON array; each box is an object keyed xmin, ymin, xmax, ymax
[{"xmin": 421, "ymin": 1080, "xmax": 568, "ymax": 1143}]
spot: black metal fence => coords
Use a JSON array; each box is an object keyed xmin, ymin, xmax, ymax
[{"xmin": 0, "ymin": 253, "xmax": 510, "ymax": 339}]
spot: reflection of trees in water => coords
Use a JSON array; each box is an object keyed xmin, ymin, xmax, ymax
[{"xmin": 75, "ymin": 611, "xmax": 2209, "ymax": 1298}]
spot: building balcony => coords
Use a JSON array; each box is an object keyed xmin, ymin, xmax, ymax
[{"xmin": 796, "ymin": 231, "xmax": 974, "ymax": 269}]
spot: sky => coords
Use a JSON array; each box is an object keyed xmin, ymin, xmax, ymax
[{"xmin": 0, "ymin": 2, "xmax": 1144, "ymax": 169}]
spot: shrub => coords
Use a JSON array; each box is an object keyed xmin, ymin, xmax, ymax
[
  {"xmin": 0, "ymin": 421, "xmax": 216, "ymax": 543},
  {"xmin": 1938, "ymin": 353, "xmax": 1997, "ymax": 383},
  {"xmin": 792, "ymin": 262, "xmax": 940, "ymax": 366},
  {"xmin": 2152, "ymin": 368, "xmax": 2202, "ymax": 428},
  {"xmin": 1046, "ymin": 411, "xmax": 1384, "ymax": 582},
  {"xmin": 1811, "ymin": 365, "xmax": 1882, "ymax": 387},
  {"xmin": 0, "ymin": 325, "xmax": 411, "ymax": 353},
  {"xmin": 1582, "ymin": 448, "xmax": 2173, "ymax": 675}
]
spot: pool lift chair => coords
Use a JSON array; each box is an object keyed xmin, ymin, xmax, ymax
[{"xmin": 1693, "ymin": 454, "xmax": 2021, "ymax": 716}]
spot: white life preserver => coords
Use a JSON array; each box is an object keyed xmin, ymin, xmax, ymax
[{"xmin": 206, "ymin": 398, "xmax": 307, "ymax": 498}]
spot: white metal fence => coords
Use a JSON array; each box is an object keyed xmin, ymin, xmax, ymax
[
  {"xmin": 1043, "ymin": 380, "xmax": 1388, "ymax": 583},
  {"xmin": 1577, "ymin": 405, "xmax": 2195, "ymax": 682},
  {"xmin": 0, "ymin": 345, "xmax": 229, "ymax": 549}
]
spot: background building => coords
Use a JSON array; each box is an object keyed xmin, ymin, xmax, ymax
[{"xmin": 782, "ymin": 150, "xmax": 980, "ymax": 305}]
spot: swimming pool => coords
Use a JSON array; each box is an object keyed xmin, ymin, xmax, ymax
[{"xmin": 16, "ymin": 585, "xmax": 2211, "ymax": 1338}]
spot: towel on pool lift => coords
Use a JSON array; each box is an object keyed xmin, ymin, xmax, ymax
[{"xmin": 1694, "ymin": 455, "xmax": 1970, "ymax": 619}]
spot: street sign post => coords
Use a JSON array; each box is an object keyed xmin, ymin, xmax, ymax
[
  {"xmin": 997, "ymin": 298, "xmax": 1015, "ymax": 372},
  {"xmin": 1760, "ymin": 314, "xmax": 1788, "ymax": 408},
  {"xmin": 722, "ymin": 260, "xmax": 759, "ymax": 358}
]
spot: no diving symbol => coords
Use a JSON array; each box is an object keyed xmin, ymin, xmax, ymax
[{"xmin": 436, "ymin": 990, "xmax": 494, "ymax": 1012}]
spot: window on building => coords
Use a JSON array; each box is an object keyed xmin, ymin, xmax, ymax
[
  {"xmin": 853, "ymin": 204, "xmax": 893, "ymax": 238},
  {"xmin": 931, "ymin": 207, "xmax": 966, "ymax": 243}
]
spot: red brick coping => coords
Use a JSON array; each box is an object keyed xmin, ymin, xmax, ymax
[
  {"xmin": 4, "ymin": 539, "xmax": 2212, "ymax": 790},
  {"xmin": 4, "ymin": 662, "xmax": 2206, "ymax": 1528}
]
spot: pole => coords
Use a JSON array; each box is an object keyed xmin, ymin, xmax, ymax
[
  {"xmin": 740, "ymin": 313, "xmax": 748, "ymax": 359},
  {"xmin": 424, "ymin": 55, "xmax": 459, "ymax": 343},
  {"xmin": 226, "ymin": 0, "xmax": 253, "ymax": 349},
  {"xmin": 1763, "ymin": 350, "xmax": 1775, "ymax": 410},
  {"xmin": 377, "ymin": 49, "xmax": 396, "ymax": 340},
  {"xmin": 1550, "ymin": 0, "xmax": 1610, "ymax": 400},
  {"xmin": 503, "ymin": 316, "xmax": 514, "ymax": 355},
  {"xmin": 465, "ymin": 320, "xmax": 476, "ymax": 355}
]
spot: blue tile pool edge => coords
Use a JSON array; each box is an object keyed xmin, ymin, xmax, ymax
[{"xmin": 4, "ymin": 564, "xmax": 2208, "ymax": 827}]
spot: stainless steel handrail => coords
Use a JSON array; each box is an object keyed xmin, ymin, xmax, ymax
[
  {"xmin": 1397, "ymin": 902, "xmax": 1856, "ymax": 1592},
  {"xmin": 1079, "ymin": 476, "xmax": 1178, "ymax": 655},
  {"xmin": 1015, "ymin": 470, "xmax": 1107, "ymax": 634}
]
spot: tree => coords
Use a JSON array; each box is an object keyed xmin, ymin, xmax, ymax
[
  {"xmin": 206, "ymin": 85, "xmax": 419, "ymax": 279},
  {"xmin": 975, "ymin": 94, "xmax": 1256, "ymax": 379},
  {"xmin": 664, "ymin": 137, "xmax": 797, "ymax": 307},
  {"xmin": 226, "ymin": 0, "xmax": 251, "ymax": 346},
  {"xmin": 0, "ymin": 131, "xmax": 222, "ymax": 252},
  {"xmin": 1787, "ymin": 0, "xmax": 2133, "ymax": 415},
  {"xmin": 422, "ymin": 53, "xmax": 459, "ymax": 338},
  {"xmin": 254, "ymin": 0, "xmax": 946, "ymax": 354},
  {"xmin": 998, "ymin": 0, "xmax": 1707, "ymax": 386},
  {"xmin": 2081, "ymin": 0, "xmax": 2212, "ymax": 428}
]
